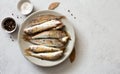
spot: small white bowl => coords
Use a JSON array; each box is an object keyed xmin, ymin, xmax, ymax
[
  {"xmin": 1, "ymin": 17, "xmax": 17, "ymax": 33},
  {"xmin": 17, "ymin": 0, "xmax": 34, "ymax": 15}
]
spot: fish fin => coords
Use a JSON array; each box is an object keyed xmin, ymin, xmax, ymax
[
  {"xmin": 25, "ymin": 48, "xmax": 31, "ymax": 56},
  {"xmin": 60, "ymin": 47, "xmax": 65, "ymax": 50},
  {"xmin": 55, "ymin": 16, "xmax": 65, "ymax": 20},
  {"xmin": 52, "ymin": 24, "xmax": 65, "ymax": 30},
  {"xmin": 23, "ymin": 34, "xmax": 31, "ymax": 41}
]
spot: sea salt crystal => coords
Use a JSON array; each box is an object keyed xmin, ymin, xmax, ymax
[{"xmin": 20, "ymin": 2, "xmax": 33, "ymax": 15}]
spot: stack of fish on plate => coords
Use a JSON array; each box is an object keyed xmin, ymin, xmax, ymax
[{"xmin": 23, "ymin": 15, "xmax": 70, "ymax": 61}]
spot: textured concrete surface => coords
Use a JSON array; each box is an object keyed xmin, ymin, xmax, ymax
[{"xmin": 0, "ymin": 0, "xmax": 120, "ymax": 74}]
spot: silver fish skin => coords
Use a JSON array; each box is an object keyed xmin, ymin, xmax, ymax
[
  {"xmin": 24, "ymin": 20, "xmax": 61, "ymax": 35},
  {"xmin": 26, "ymin": 50, "xmax": 63, "ymax": 60},
  {"xmin": 29, "ymin": 39, "xmax": 64, "ymax": 48},
  {"xmin": 27, "ymin": 45, "xmax": 61, "ymax": 53},
  {"xmin": 31, "ymin": 30, "xmax": 68, "ymax": 39}
]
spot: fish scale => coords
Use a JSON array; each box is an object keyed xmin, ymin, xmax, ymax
[
  {"xmin": 24, "ymin": 20, "xmax": 61, "ymax": 35},
  {"xmin": 32, "ymin": 30, "xmax": 68, "ymax": 39},
  {"xmin": 30, "ymin": 39, "xmax": 64, "ymax": 48}
]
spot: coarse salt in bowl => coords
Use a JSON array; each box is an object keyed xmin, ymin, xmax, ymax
[{"xmin": 17, "ymin": 0, "xmax": 33, "ymax": 15}]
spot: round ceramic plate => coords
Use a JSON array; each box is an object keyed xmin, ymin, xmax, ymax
[{"xmin": 18, "ymin": 10, "xmax": 75, "ymax": 67}]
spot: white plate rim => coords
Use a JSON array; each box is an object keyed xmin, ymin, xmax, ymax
[{"xmin": 18, "ymin": 10, "xmax": 75, "ymax": 67}]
